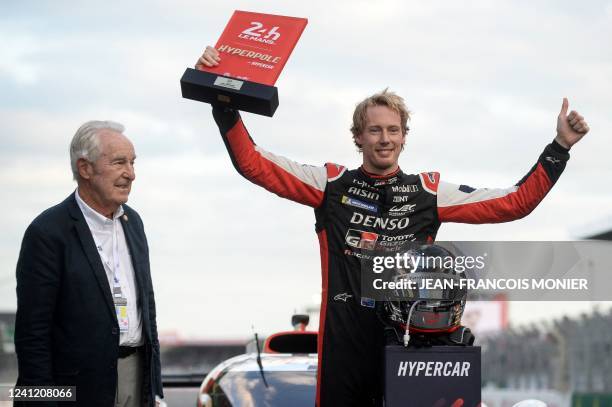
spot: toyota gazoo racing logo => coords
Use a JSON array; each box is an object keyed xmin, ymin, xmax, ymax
[
  {"xmin": 346, "ymin": 229, "xmax": 415, "ymax": 251},
  {"xmin": 388, "ymin": 203, "xmax": 416, "ymax": 217},
  {"xmin": 239, "ymin": 21, "xmax": 281, "ymax": 44},
  {"xmin": 345, "ymin": 229, "xmax": 379, "ymax": 250}
]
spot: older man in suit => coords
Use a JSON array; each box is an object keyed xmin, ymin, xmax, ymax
[{"xmin": 15, "ymin": 121, "xmax": 163, "ymax": 406}]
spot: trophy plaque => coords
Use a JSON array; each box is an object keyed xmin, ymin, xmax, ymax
[{"xmin": 180, "ymin": 10, "xmax": 307, "ymax": 117}]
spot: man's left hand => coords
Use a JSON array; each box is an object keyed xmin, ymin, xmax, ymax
[{"xmin": 555, "ymin": 97, "xmax": 589, "ymax": 149}]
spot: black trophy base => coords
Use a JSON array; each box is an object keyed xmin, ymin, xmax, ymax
[
  {"xmin": 180, "ymin": 68, "xmax": 279, "ymax": 117},
  {"xmin": 385, "ymin": 345, "xmax": 481, "ymax": 406}
]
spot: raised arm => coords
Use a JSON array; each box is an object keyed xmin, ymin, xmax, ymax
[
  {"xmin": 436, "ymin": 98, "xmax": 589, "ymax": 223},
  {"xmin": 200, "ymin": 45, "xmax": 340, "ymax": 208},
  {"xmin": 212, "ymin": 107, "xmax": 335, "ymax": 208}
]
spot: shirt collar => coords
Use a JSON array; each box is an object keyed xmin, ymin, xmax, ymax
[{"xmin": 75, "ymin": 189, "xmax": 124, "ymax": 228}]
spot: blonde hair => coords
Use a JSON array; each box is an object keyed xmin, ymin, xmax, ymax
[{"xmin": 350, "ymin": 89, "xmax": 410, "ymax": 150}]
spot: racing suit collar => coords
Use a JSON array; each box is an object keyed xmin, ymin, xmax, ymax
[{"xmin": 358, "ymin": 165, "xmax": 402, "ymax": 180}]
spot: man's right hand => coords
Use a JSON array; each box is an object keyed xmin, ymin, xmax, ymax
[
  {"xmin": 195, "ymin": 46, "xmax": 220, "ymax": 69},
  {"xmin": 555, "ymin": 97, "xmax": 589, "ymax": 149}
]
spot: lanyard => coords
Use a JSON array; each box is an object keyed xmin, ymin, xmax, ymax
[
  {"xmin": 95, "ymin": 217, "xmax": 130, "ymax": 333},
  {"xmin": 93, "ymin": 218, "xmax": 124, "ymax": 299}
]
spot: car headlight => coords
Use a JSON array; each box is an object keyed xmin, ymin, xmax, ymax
[{"xmin": 199, "ymin": 393, "xmax": 213, "ymax": 407}]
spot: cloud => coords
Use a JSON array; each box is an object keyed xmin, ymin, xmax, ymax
[{"xmin": 1, "ymin": 0, "xmax": 611, "ymax": 338}]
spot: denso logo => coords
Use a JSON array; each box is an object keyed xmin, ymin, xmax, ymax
[
  {"xmin": 239, "ymin": 22, "xmax": 281, "ymax": 44},
  {"xmin": 350, "ymin": 212, "xmax": 410, "ymax": 231}
]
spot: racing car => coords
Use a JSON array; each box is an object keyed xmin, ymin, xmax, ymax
[
  {"xmin": 196, "ymin": 315, "xmax": 318, "ymax": 407},
  {"xmin": 193, "ymin": 314, "xmax": 550, "ymax": 407}
]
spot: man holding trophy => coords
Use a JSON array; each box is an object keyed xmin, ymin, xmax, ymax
[{"xmin": 190, "ymin": 11, "xmax": 590, "ymax": 406}]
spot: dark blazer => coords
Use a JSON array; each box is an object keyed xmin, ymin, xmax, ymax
[{"xmin": 15, "ymin": 193, "xmax": 163, "ymax": 406}]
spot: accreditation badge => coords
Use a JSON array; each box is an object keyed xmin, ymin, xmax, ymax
[{"xmin": 114, "ymin": 297, "xmax": 129, "ymax": 333}]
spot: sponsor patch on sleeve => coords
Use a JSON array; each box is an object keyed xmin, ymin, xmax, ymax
[
  {"xmin": 360, "ymin": 297, "xmax": 375, "ymax": 308},
  {"xmin": 458, "ymin": 184, "xmax": 476, "ymax": 193}
]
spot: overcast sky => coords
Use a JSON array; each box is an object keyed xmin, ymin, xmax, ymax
[{"xmin": 1, "ymin": 0, "xmax": 611, "ymax": 340}]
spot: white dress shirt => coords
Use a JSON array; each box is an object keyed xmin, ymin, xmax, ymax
[{"xmin": 75, "ymin": 190, "xmax": 143, "ymax": 346}]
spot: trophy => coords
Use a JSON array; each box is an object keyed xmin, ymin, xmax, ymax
[{"xmin": 180, "ymin": 10, "xmax": 307, "ymax": 117}]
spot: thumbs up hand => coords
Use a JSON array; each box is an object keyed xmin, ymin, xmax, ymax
[{"xmin": 555, "ymin": 97, "xmax": 589, "ymax": 149}]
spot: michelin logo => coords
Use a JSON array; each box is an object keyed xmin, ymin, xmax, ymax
[
  {"xmin": 342, "ymin": 196, "xmax": 378, "ymax": 213},
  {"xmin": 397, "ymin": 361, "xmax": 470, "ymax": 377}
]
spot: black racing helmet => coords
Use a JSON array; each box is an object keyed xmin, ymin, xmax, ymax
[{"xmin": 379, "ymin": 244, "xmax": 468, "ymax": 335}]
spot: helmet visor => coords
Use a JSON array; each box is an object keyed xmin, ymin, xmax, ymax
[{"xmin": 390, "ymin": 272, "xmax": 466, "ymax": 301}]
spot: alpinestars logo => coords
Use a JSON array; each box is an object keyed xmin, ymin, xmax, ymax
[
  {"xmin": 239, "ymin": 22, "xmax": 281, "ymax": 44},
  {"xmin": 333, "ymin": 293, "xmax": 353, "ymax": 302},
  {"xmin": 389, "ymin": 204, "xmax": 416, "ymax": 217},
  {"xmin": 545, "ymin": 156, "xmax": 561, "ymax": 164}
]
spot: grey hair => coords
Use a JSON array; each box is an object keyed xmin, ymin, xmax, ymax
[{"xmin": 70, "ymin": 120, "xmax": 125, "ymax": 180}]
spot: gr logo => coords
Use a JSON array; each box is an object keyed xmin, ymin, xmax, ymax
[
  {"xmin": 345, "ymin": 229, "xmax": 379, "ymax": 250},
  {"xmin": 241, "ymin": 22, "xmax": 281, "ymax": 41}
]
